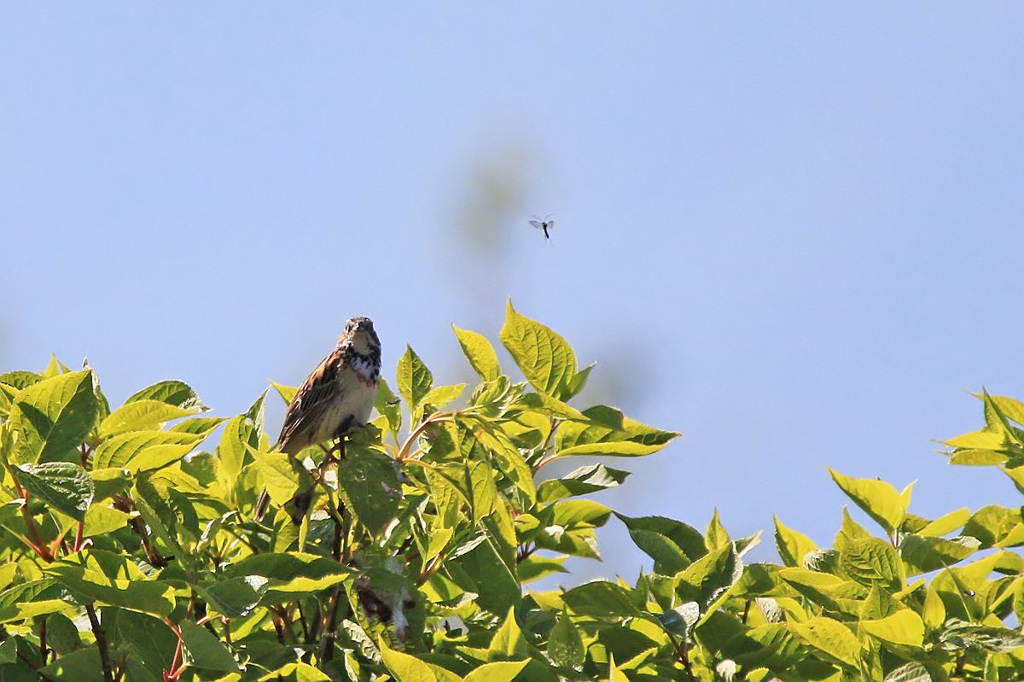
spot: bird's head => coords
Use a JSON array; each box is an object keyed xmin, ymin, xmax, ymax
[{"xmin": 342, "ymin": 317, "xmax": 380, "ymax": 355}]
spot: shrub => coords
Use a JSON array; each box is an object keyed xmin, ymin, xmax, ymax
[{"xmin": 0, "ymin": 302, "xmax": 1021, "ymax": 681}]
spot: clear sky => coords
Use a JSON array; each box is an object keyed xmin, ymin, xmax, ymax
[{"xmin": 3, "ymin": 6, "xmax": 1024, "ymax": 579}]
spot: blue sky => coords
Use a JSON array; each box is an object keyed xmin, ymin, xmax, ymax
[{"xmin": 3, "ymin": 6, "xmax": 1024, "ymax": 579}]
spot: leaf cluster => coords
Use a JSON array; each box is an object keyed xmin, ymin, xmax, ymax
[{"xmin": 0, "ymin": 308, "xmax": 1021, "ymax": 681}]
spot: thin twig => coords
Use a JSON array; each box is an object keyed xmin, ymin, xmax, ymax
[
  {"xmin": 85, "ymin": 604, "xmax": 114, "ymax": 682},
  {"xmin": 396, "ymin": 413, "xmax": 453, "ymax": 462},
  {"xmin": 39, "ymin": 618, "xmax": 48, "ymax": 665},
  {"xmin": 321, "ymin": 506, "xmax": 347, "ymax": 663},
  {"xmin": 18, "ymin": 493, "xmax": 53, "ymax": 562},
  {"xmin": 664, "ymin": 627, "xmax": 697, "ymax": 682}
]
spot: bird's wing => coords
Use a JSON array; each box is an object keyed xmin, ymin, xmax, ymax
[{"xmin": 277, "ymin": 347, "xmax": 343, "ymax": 454}]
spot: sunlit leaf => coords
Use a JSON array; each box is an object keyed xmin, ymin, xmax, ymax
[
  {"xmin": 500, "ymin": 300, "xmax": 577, "ymax": 399},
  {"xmin": 15, "ymin": 461, "xmax": 93, "ymax": 522},
  {"xmin": 8, "ymin": 370, "xmax": 99, "ymax": 464},
  {"xmin": 397, "ymin": 345, "xmax": 434, "ymax": 415},
  {"xmin": 453, "ymin": 324, "xmax": 501, "ymax": 381}
]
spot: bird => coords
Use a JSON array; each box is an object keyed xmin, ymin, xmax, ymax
[{"xmin": 254, "ymin": 316, "xmax": 381, "ymax": 524}]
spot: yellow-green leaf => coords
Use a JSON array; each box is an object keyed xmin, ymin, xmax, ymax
[
  {"xmin": 706, "ymin": 508, "xmax": 731, "ymax": 551},
  {"xmin": 861, "ymin": 610, "xmax": 925, "ymax": 649},
  {"xmin": 828, "ymin": 468, "xmax": 910, "ymax": 535},
  {"xmin": 452, "ymin": 324, "xmax": 501, "ymax": 381},
  {"xmin": 8, "ymin": 370, "xmax": 99, "ymax": 465},
  {"xmin": 789, "ymin": 617, "xmax": 860, "ymax": 668},
  {"xmin": 464, "ymin": 660, "xmax": 529, "ymax": 682},
  {"xmin": 774, "ymin": 515, "xmax": 817, "ymax": 567},
  {"xmin": 98, "ymin": 400, "xmax": 197, "ymax": 438},
  {"xmin": 379, "ymin": 638, "xmax": 439, "ymax": 682},
  {"xmin": 609, "ymin": 653, "xmax": 630, "ymax": 682},
  {"xmin": 499, "ymin": 300, "xmax": 577, "ymax": 399},
  {"xmin": 397, "ymin": 345, "xmax": 434, "ymax": 414}
]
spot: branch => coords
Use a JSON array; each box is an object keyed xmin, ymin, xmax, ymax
[
  {"xmin": 663, "ymin": 627, "xmax": 697, "ymax": 682},
  {"xmin": 85, "ymin": 603, "xmax": 114, "ymax": 682},
  {"xmin": 18, "ymin": 493, "xmax": 53, "ymax": 562},
  {"xmin": 396, "ymin": 412, "xmax": 453, "ymax": 462}
]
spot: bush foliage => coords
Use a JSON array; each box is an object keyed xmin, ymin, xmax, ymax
[{"xmin": 1, "ymin": 302, "xmax": 1023, "ymax": 681}]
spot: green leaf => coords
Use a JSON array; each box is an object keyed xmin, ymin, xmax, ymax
[
  {"xmin": 468, "ymin": 418, "xmax": 536, "ymax": 502},
  {"xmin": 0, "ymin": 370, "xmax": 43, "ymax": 390},
  {"xmin": 517, "ymin": 391, "xmax": 587, "ymax": 421},
  {"xmin": 962, "ymin": 505, "xmax": 1023, "ymax": 548},
  {"xmin": 199, "ymin": 576, "xmax": 269, "ymax": 618},
  {"xmin": 552, "ymin": 499, "xmax": 612, "ymax": 527},
  {"xmin": 274, "ymin": 663, "xmax": 333, "ymax": 681},
  {"xmin": 607, "ymin": 653, "xmax": 630, "ymax": 682},
  {"xmin": 706, "ymin": 508, "xmax": 731, "ymax": 551},
  {"xmin": 900, "ymin": 534, "xmax": 980, "ymax": 574},
  {"xmin": 46, "ymin": 554, "xmax": 175, "ymax": 617},
  {"xmin": 216, "ymin": 414, "xmax": 252, "ymax": 486},
  {"xmin": 336, "ymin": 446, "xmax": 402, "ymax": 534},
  {"xmin": 839, "ymin": 537, "xmax": 903, "ymax": 591},
  {"xmin": 884, "ymin": 662, "xmax": 933, "ymax": 682},
  {"xmin": 616, "ymin": 513, "xmax": 707, "ymax": 563},
  {"xmin": 921, "ymin": 584, "xmax": 946, "ymax": 632},
  {"xmin": 380, "ymin": 637, "xmax": 440, "ymax": 681},
  {"xmin": 420, "ymin": 384, "xmax": 465, "ymax": 413},
  {"xmin": 828, "ymin": 468, "xmax": 911, "ymax": 535},
  {"xmin": 397, "ymin": 345, "xmax": 434, "ymax": 414},
  {"xmin": 224, "ymin": 552, "xmax": 351, "ymax": 584},
  {"xmin": 169, "ymin": 415, "xmax": 228, "ymax": 436},
  {"xmin": 126, "ymin": 380, "xmax": 205, "ymax": 410},
  {"xmin": 548, "ymin": 610, "xmax": 585, "ymax": 670},
  {"xmin": 132, "ymin": 474, "xmax": 189, "ymax": 563},
  {"xmin": 518, "ymin": 555, "xmax": 569, "ymax": 583},
  {"xmin": 82, "ymin": 504, "xmax": 130, "ymax": 537},
  {"xmin": 562, "ymin": 581, "xmax": 638, "ymax": 618},
  {"xmin": 918, "ymin": 507, "xmax": 970, "ymax": 537},
  {"xmin": 110, "ymin": 609, "xmax": 180, "ymax": 681},
  {"xmin": 92, "ymin": 430, "xmax": 205, "ymax": 472},
  {"xmin": 774, "ymin": 515, "xmax": 817, "ymax": 568},
  {"xmin": 447, "ymin": 526, "xmax": 519, "ymax": 614},
  {"xmin": 97, "ymin": 400, "xmax": 198, "ymax": 438},
  {"xmin": 45, "ymin": 612, "xmax": 82, "ymax": 654},
  {"xmin": 15, "ymin": 462, "xmax": 94, "ymax": 522},
  {"xmin": 452, "ymin": 324, "xmax": 501, "ymax": 381},
  {"xmin": 537, "ymin": 464, "xmax": 630, "ymax": 503},
  {"xmin": 500, "ymin": 300, "xmax": 577, "ymax": 399},
  {"xmin": 565, "ymin": 363, "xmax": 595, "ymax": 400},
  {"xmin": 861, "ymin": 610, "xmax": 925, "ymax": 649},
  {"xmin": 179, "ymin": 619, "xmax": 240, "ymax": 672},
  {"xmin": 39, "ymin": 647, "xmax": 105, "ymax": 681},
  {"xmin": 0, "ymin": 637, "xmax": 15, "ymax": 665},
  {"xmin": 789, "ymin": 617, "xmax": 860, "ymax": 669},
  {"xmin": 984, "ymin": 394, "xmax": 1024, "ymax": 425},
  {"xmin": 627, "ymin": 529, "xmax": 691, "ymax": 574},
  {"xmin": 252, "ymin": 448, "xmax": 312, "ymax": 505},
  {"xmin": 8, "ymin": 370, "xmax": 99, "ymax": 464},
  {"xmin": 374, "ymin": 378, "xmax": 403, "ymax": 436},
  {"xmin": 271, "ymin": 380, "xmax": 298, "ymax": 406},
  {"xmin": 678, "ymin": 543, "xmax": 741, "ymax": 618},
  {"xmin": 464, "ymin": 660, "xmax": 530, "ymax": 682},
  {"xmin": 488, "ymin": 606, "xmax": 531, "ymax": 659},
  {"xmin": 555, "ymin": 440, "xmax": 664, "ymax": 458},
  {"xmin": 939, "ymin": 618, "xmax": 1024, "ymax": 653}
]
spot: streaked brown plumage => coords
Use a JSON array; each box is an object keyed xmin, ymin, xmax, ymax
[{"xmin": 254, "ymin": 317, "xmax": 381, "ymax": 523}]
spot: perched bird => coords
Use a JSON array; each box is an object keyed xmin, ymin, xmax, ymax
[{"xmin": 255, "ymin": 317, "xmax": 381, "ymax": 523}]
